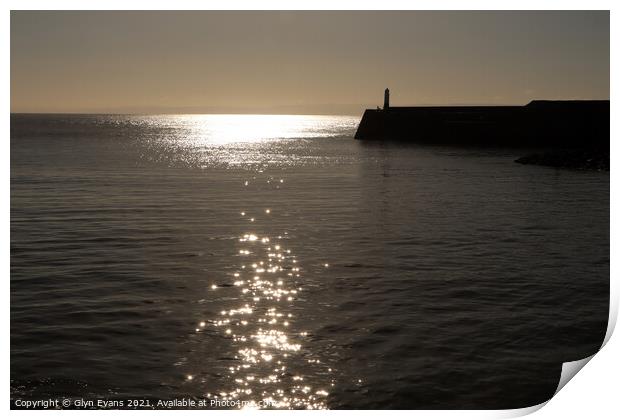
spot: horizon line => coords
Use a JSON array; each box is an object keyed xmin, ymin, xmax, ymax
[{"xmin": 10, "ymin": 97, "xmax": 611, "ymax": 117}]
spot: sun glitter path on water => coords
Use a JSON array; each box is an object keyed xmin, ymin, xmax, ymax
[{"xmin": 193, "ymin": 177, "xmax": 333, "ymax": 409}]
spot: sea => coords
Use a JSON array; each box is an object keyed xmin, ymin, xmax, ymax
[{"xmin": 10, "ymin": 114, "xmax": 609, "ymax": 409}]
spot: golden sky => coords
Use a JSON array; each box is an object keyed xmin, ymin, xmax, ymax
[{"xmin": 11, "ymin": 11, "xmax": 610, "ymax": 115}]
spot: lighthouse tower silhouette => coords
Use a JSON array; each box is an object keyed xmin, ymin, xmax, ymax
[{"xmin": 384, "ymin": 88, "xmax": 390, "ymax": 110}]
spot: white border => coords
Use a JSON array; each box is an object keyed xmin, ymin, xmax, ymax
[{"xmin": 4, "ymin": 2, "xmax": 616, "ymax": 419}]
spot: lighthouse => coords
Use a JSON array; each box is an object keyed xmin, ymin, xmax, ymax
[{"xmin": 384, "ymin": 88, "xmax": 390, "ymax": 110}]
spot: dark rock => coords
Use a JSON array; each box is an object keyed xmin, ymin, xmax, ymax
[{"xmin": 515, "ymin": 149, "xmax": 609, "ymax": 171}]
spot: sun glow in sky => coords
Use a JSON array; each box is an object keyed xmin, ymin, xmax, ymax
[{"xmin": 11, "ymin": 11, "xmax": 609, "ymax": 114}]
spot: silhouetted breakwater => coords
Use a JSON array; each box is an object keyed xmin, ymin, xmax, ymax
[
  {"xmin": 355, "ymin": 100, "xmax": 609, "ymax": 170},
  {"xmin": 355, "ymin": 100, "xmax": 609, "ymax": 147}
]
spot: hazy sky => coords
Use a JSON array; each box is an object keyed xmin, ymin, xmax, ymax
[{"xmin": 11, "ymin": 11, "xmax": 609, "ymax": 115}]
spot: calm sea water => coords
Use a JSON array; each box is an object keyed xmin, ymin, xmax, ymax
[{"xmin": 10, "ymin": 114, "xmax": 609, "ymax": 409}]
